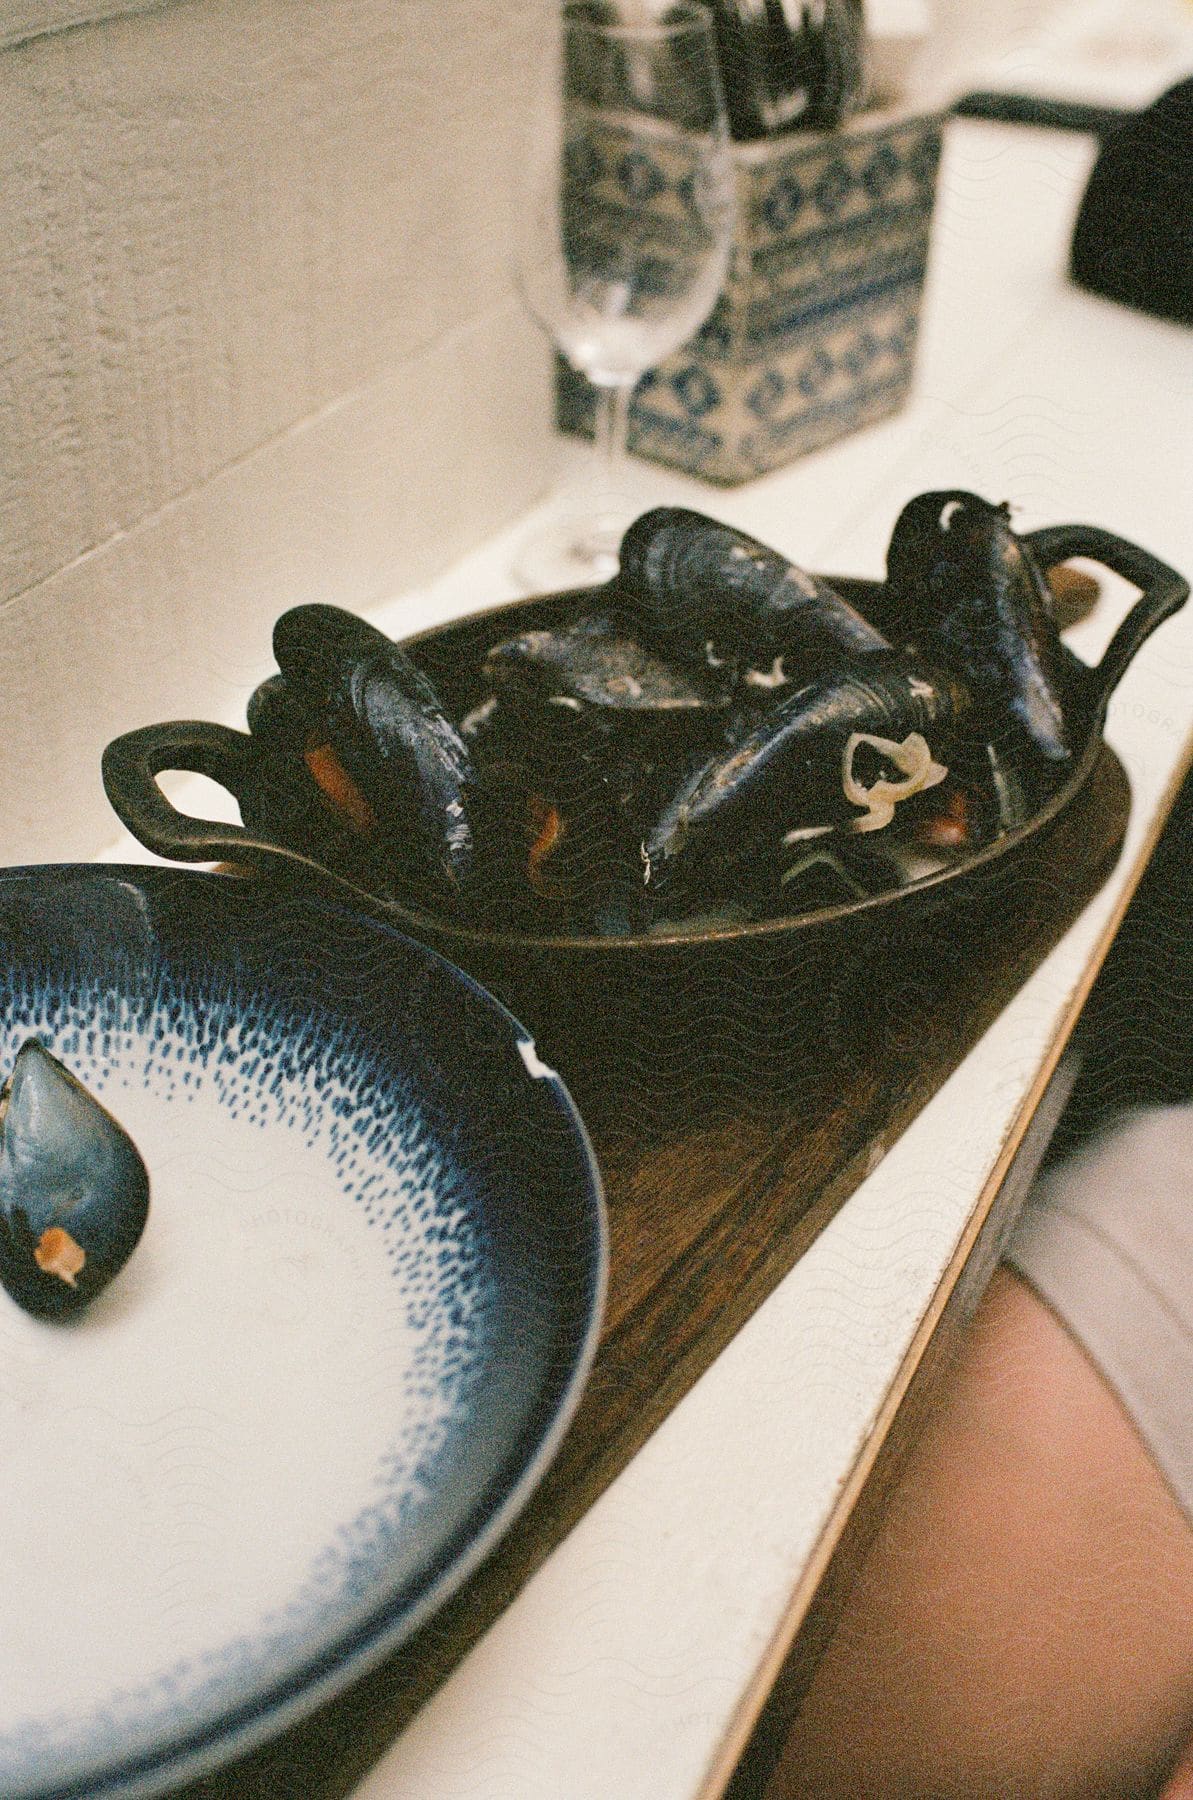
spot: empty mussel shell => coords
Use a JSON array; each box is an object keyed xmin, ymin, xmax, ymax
[
  {"xmin": 884, "ymin": 490, "xmax": 1072, "ymax": 764},
  {"xmin": 0, "ymin": 1039, "xmax": 150, "ymax": 1319}
]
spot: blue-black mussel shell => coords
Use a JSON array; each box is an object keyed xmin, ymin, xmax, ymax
[
  {"xmin": 0, "ymin": 1040, "xmax": 150, "ymax": 1320},
  {"xmin": 618, "ymin": 507, "xmax": 889, "ymax": 672},
  {"xmin": 641, "ymin": 651, "xmax": 972, "ymax": 900},
  {"xmin": 884, "ymin": 490, "xmax": 1072, "ymax": 764},
  {"xmin": 273, "ymin": 604, "xmax": 478, "ymax": 903}
]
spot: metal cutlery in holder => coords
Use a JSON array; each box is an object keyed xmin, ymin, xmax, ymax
[{"xmin": 708, "ymin": 0, "xmax": 869, "ymax": 142}]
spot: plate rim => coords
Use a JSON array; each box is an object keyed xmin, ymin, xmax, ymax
[{"xmin": 0, "ymin": 864, "xmax": 608, "ymax": 1800}]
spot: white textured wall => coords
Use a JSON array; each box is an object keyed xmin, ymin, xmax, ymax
[{"xmin": 0, "ymin": 0, "xmax": 554, "ymax": 862}]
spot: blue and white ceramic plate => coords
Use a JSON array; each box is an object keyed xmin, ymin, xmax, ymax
[{"xmin": 0, "ymin": 867, "xmax": 606, "ymax": 1800}]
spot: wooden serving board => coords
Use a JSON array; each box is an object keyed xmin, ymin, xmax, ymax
[{"xmin": 174, "ymin": 747, "xmax": 1130, "ymax": 1800}]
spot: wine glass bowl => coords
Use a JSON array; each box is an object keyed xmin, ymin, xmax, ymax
[
  {"xmin": 514, "ymin": 1, "xmax": 735, "ymax": 584},
  {"xmin": 551, "ymin": 128, "xmax": 732, "ymax": 383}
]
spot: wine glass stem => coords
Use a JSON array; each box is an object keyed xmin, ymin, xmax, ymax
[{"xmin": 593, "ymin": 380, "xmax": 632, "ymax": 499}]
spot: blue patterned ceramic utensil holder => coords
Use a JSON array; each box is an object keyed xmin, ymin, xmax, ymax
[{"xmin": 556, "ymin": 106, "xmax": 945, "ymax": 485}]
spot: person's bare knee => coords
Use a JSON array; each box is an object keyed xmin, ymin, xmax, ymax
[{"xmin": 770, "ymin": 1266, "xmax": 1193, "ymax": 1799}]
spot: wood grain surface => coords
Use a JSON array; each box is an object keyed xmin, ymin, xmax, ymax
[{"xmin": 171, "ymin": 747, "xmax": 1131, "ymax": 1800}]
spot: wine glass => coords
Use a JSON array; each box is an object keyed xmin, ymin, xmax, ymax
[{"xmin": 514, "ymin": 0, "xmax": 735, "ymax": 587}]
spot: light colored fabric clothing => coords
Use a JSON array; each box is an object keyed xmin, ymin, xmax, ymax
[{"xmin": 1005, "ymin": 1103, "xmax": 1193, "ymax": 1527}]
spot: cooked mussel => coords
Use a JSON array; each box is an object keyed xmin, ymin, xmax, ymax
[
  {"xmin": 273, "ymin": 604, "xmax": 478, "ymax": 900},
  {"xmin": 884, "ymin": 490, "xmax": 1072, "ymax": 763},
  {"xmin": 461, "ymin": 683, "xmax": 696, "ymax": 936},
  {"xmin": 247, "ymin": 495, "xmax": 1074, "ymax": 935},
  {"xmin": 483, "ymin": 611, "xmax": 730, "ymax": 717},
  {"xmin": 0, "ymin": 1039, "xmax": 150, "ymax": 1319},
  {"xmin": 643, "ymin": 652, "xmax": 970, "ymax": 895},
  {"xmin": 461, "ymin": 613, "xmax": 735, "ymax": 929},
  {"xmin": 618, "ymin": 507, "xmax": 889, "ymax": 673},
  {"xmin": 469, "ymin": 763, "xmax": 652, "ymax": 934},
  {"xmin": 247, "ymin": 670, "xmax": 378, "ymax": 839},
  {"xmin": 239, "ymin": 672, "xmax": 391, "ymax": 889}
]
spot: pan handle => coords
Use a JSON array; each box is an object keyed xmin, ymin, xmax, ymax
[
  {"xmin": 101, "ymin": 720, "xmax": 271, "ymax": 866},
  {"xmin": 1025, "ymin": 524, "xmax": 1190, "ymax": 710}
]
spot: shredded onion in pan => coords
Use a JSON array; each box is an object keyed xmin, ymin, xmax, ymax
[
  {"xmin": 744, "ymin": 656, "xmax": 787, "ymax": 690},
  {"xmin": 841, "ymin": 730, "xmax": 948, "ymax": 832}
]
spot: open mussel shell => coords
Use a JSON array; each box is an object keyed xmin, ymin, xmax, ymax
[
  {"xmin": 463, "ymin": 693, "xmax": 685, "ymax": 936},
  {"xmin": 884, "ymin": 490, "xmax": 1072, "ymax": 764},
  {"xmin": 467, "ymin": 756, "xmax": 653, "ymax": 935},
  {"xmin": 0, "ymin": 1039, "xmax": 150, "ymax": 1319},
  {"xmin": 618, "ymin": 506, "xmax": 889, "ymax": 671},
  {"xmin": 642, "ymin": 652, "xmax": 971, "ymax": 898},
  {"xmin": 245, "ymin": 673, "xmax": 347, "ymax": 833},
  {"xmin": 463, "ymin": 614, "xmax": 738, "ymax": 932},
  {"xmin": 478, "ymin": 611, "xmax": 732, "ymax": 795},
  {"xmin": 240, "ymin": 673, "xmax": 395, "ymax": 893},
  {"xmin": 273, "ymin": 604, "xmax": 478, "ymax": 904}
]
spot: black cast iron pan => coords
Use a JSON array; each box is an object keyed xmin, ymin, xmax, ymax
[{"xmin": 102, "ymin": 524, "xmax": 1188, "ymax": 1124}]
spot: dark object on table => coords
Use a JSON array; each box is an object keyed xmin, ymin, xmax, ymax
[
  {"xmin": 1045, "ymin": 763, "xmax": 1193, "ymax": 1167},
  {"xmin": 1070, "ymin": 78, "xmax": 1193, "ymax": 326},
  {"xmin": 952, "ymin": 90, "xmax": 1134, "ymax": 140}
]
